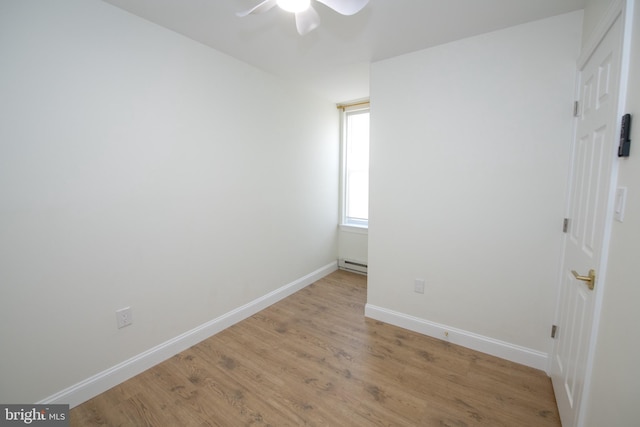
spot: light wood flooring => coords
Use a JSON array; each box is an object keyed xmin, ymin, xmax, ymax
[{"xmin": 70, "ymin": 270, "xmax": 561, "ymax": 426}]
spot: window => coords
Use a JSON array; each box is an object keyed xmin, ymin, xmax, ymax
[{"xmin": 341, "ymin": 105, "xmax": 370, "ymax": 228}]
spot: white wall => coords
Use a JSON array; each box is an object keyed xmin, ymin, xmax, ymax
[
  {"xmin": 367, "ymin": 12, "xmax": 583, "ymax": 362},
  {"xmin": 0, "ymin": 0, "xmax": 338, "ymax": 404},
  {"xmin": 585, "ymin": 1, "xmax": 639, "ymax": 425},
  {"xmin": 338, "ymin": 228, "xmax": 368, "ymax": 264}
]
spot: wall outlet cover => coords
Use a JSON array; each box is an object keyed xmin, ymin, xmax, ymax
[{"xmin": 116, "ymin": 307, "xmax": 133, "ymax": 329}]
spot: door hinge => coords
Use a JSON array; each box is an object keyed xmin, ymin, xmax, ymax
[
  {"xmin": 563, "ymin": 218, "xmax": 570, "ymax": 233},
  {"xmin": 573, "ymin": 101, "xmax": 580, "ymax": 117},
  {"xmin": 551, "ymin": 324, "xmax": 558, "ymax": 339}
]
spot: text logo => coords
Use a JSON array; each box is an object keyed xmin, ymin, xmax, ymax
[{"xmin": 1, "ymin": 405, "xmax": 69, "ymax": 426}]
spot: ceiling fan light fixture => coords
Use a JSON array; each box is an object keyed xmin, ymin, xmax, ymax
[{"xmin": 277, "ymin": 0, "xmax": 310, "ymax": 13}]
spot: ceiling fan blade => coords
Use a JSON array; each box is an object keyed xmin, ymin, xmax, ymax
[
  {"xmin": 314, "ymin": 0, "xmax": 369, "ymax": 15},
  {"xmin": 236, "ymin": 0, "xmax": 278, "ymax": 17},
  {"xmin": 295, "ymin": 5, "xmax": 320, "ymax": 35}
]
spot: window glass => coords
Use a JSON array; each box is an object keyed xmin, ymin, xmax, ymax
[{"xmin": 343, "ymin": 108, "xmax": 369, "ymax": 227}]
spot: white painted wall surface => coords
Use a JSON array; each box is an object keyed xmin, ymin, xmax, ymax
[
  {"xmin": 368, "ymin": 12, "xmax": 582, "ymax": 356},
  {"xmin": 585, "ymin": 1, "xmax": 639, "ymax": 424},
  {"xmin": 0, "ymin": 0, "xmax": 338, "ymax": 403},
  {"xmin": 338, "ymin": 228, "xmax": 368, "ymax": 265}
]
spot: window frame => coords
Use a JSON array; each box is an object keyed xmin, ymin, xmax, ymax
[{"xmin": 339, "ymin": 103, "xmax": 370, "ymax": 231}]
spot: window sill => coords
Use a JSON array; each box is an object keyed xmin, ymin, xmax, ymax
[{"xmin": 339, "ymin": 224, "xmax": 368, "ymax": 234}]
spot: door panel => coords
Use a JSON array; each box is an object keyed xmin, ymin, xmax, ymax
[{"xmin": 551, "ymin": 14, "xmax": 623, "ymax": 427}]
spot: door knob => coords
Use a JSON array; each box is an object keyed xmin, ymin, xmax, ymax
[{"xmin": 571, "ymin": 269, "xmax": 596, "ymax": 290}]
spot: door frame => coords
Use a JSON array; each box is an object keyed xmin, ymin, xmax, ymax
[{"xmin": 550, "ymin": 0, "xmax": 633, "ymax": 425}]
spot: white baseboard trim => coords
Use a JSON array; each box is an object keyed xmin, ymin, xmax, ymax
[
  {"xmin": 365, "ymin": 304, "xmax": 548, "ymax": 372},
  {"xmin": 40, "ymin": 261, "xmax": 338, "ymax": 408}
]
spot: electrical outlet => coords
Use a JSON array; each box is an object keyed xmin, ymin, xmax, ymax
[
  {"xmin": 414, "ymin": 279, "xmax": 425, "ymax": 294},
  {"xmin": 116, "ymin": 307, "xmax": 133, "ymax": 329}
]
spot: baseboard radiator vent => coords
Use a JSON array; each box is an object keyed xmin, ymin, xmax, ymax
[{"xmin": 338, "ymin": 258, "xmax": 368, "ymax": 275}]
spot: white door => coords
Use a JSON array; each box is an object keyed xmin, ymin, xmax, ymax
[
  {"xmin": 551, "ymin": 11, "xmax": 622, "ymax": 427},
  {"xmin": 550, "ymin": 13, "xmax": 624, "ymax": 427}
]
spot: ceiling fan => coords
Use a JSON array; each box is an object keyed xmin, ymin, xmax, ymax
[{"xmin": 237, "ymin": 0, "xmax": 370, "ymax": 35}]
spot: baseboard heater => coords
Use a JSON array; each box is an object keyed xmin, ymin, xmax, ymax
[{"xmin": 338, "ymin": 258, "xmax": 368, "ymax": 275}]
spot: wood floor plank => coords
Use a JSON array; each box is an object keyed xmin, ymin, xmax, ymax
[{"xmin": 70, "ymin": 270, "xmax": 560, "ymax": 426}]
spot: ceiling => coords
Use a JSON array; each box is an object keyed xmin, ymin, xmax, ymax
[{"xmin": 101, "ymin": 0, "xmax": 585, "ymax": 103}]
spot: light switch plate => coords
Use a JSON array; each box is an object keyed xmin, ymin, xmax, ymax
[{"xmin": 614, "ymin": 187, "xmax": 627, "ymax": 222}]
